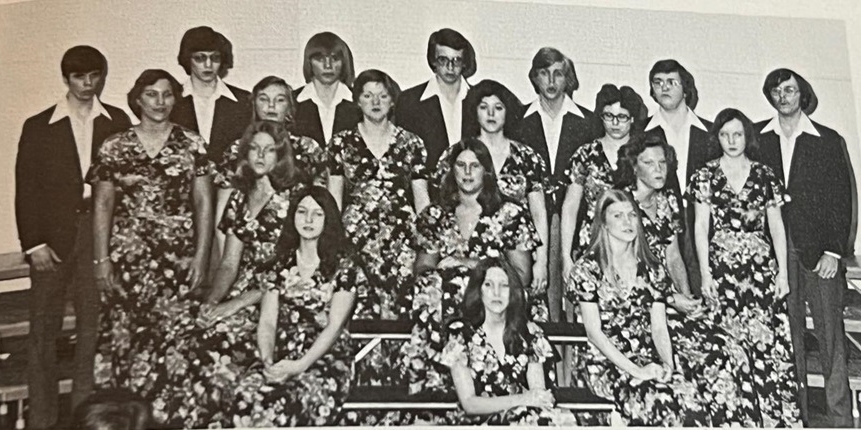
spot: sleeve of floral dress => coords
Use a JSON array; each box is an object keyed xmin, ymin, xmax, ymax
[
  {"xmin": 415, "ymin": 204, "xmax": 443, "ymax": 254},
  {"xmin": 407, "ymin": 130, "xmax": 429, "ymax": 180},
  {"xmin": 217, "ymin": 189, "xmax": 242, "ymax": 235},
  {"xmin": 686, "ymin": 166, "xmax": 711, "ymax": 205},
  {"xmin": 429, "ymin": 145, "xmax": 453, "ymax": 195},
  {"xmin": 439, "ymin": 319, "xmax": 469, "ymax": 368},
  {"xmin": 302, "ymin": 136, "xmax": 329, "ymax": 181},
  {"xmin": 522, "ymin": 144, "xmax": 547, "ymax": 194},
  {"xmin": 565, "ymin": 256, "xmax": 601, "ymax": 304},
  {"xmin": 185, "ymin": 131, "xmax": 214, "ymax": 177},
  {"xmin": 86, "ymin": 132, "xmax": 123, "ymax": 184},
  {"xmin": 500, "ymin": 202, "xmax": 541, "ymax": 252},
  {"xmin": 760, "ymin": 163, "xmax": 787, "ymax": 209},
  {"xmin": 666, "ymin": 191, "xmax": 684, "ymax": 235},
  {"xmin": 213, "ymin": 138, "xmax": 240, "ymax": 188},
  {"xmin": 526, "ymin": 322, "xmax": 554, "ymax": 364},
  {"xmin": 325, "ymin": 131, "xmax": 346, "ymax": 176},
  {"xmin": 255, "ymin": 259, "xmax": 286, "ymax": 293},
  {"xmin": 334, "ymin": 254, "xmax": 368, "ymax": 294},
  {"xmin": 562, "ymin": 143, "xmax": 591, "ymax": 187},
  {"xmin": 647, "ymin": 264, "xmax": 671, "ymax": 304}
]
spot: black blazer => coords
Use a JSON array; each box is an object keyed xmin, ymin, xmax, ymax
[
  {"xmin": 171, "ymin": 83, "xmax": 252, "ymax": 164},
  {"xmin": 757, "ymin": 119, "xmax": 853, "ymax": 269},
  {"xmin": 292, "ymin": 85, "xmax": 362, "ymax": 147},
  {"xmin": 516, "ymin": 105, "xmax": 603, "ymax": 215},
  {"xmin": 15, "ymin": 103, "xmax": 131, "ymax": 260},
  {"xmin": 395, "ymin": 81, "xmax": 468, "ymax": 170}
]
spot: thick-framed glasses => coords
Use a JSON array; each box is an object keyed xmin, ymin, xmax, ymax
[
  {"xmin": 435, "ymin": 56, "xmax": 464, "ymax": 69},
  {"xmin": 770, "ymin": 86, "xmax": 799, "ymax": 98},
  {"xmin": 191, "ymin": 53, "xmax": 222, "ymax": 64},
  {"xmin": 650, "ymin": 78, "xmax": 681, "ymax": 89},
  {"xmin": 601, "ymin": 112, "xmax": 632, "ymax": 124}
]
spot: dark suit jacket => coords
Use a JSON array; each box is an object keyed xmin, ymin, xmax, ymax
[
  {"xmin": 516, "ymin": 106, "xmax": 603, "ymax": 215},
  {"xmin": 171, "ymin": 83, "xmax": 252, "ymax": 164},
  {"xmin": 395, "ymin": 81, "xmax": 468, "ymax": 170},
  {"xmin": 291, "ymin": 86, "xmax": 362, "ymax": 147},
  {"xmin": 15, "ymin": 103, "xmax": 131, "ymax": 260},
  {"xmin": 757, "ymin": 119, "xmax": 853, "ymax": 269}
]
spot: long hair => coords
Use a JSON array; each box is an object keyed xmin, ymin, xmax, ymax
[
  {"xmin": 582, "ymin": 189, "xmax": 660, "ymax": 286},
  {"xmin": 463, "ymin": 79, "xmax": 524, "ymax": 139},
  {"xmin": 231, "ymin": 120, "xmax": 297, "ymax": 193},
  {"xmin": 72, "ymin": 388, "xmax": 151, "ymax": 430},
  {"xmin": 251, "ymin": 76, "xmax": 297, "ymax": 126},
  {"xmin": 302, "ymin": 32, "xmax": 356, "ymax": 87},
  {"xmin": 461, "ymin": 256, "xmax": 530, "ymax": 356},
  {"xmin": 648, "ymin": 59, "xmax": 699, "ymax": 110},
  {"xmin": 275, "ymin": 186, "xmax": 347, "ymax": 280},
  {"xmin": 710, "ymin": 107, "xmax": 760, "ymax": 161},
  {"xmin": 438, "ymin": 137, "xmax": 503, "ymax": 215},
  {"xmin": 528, "ymin": 47, "xmax": 579, "ymax": 96},
  {"xmin": 614, "ymin": 133, "xmax": 678, "ymax": 188},
  {"xmin": 762, "ymin": 68, "xmax": 818, "ymax": 115},
  {"xmin": 595, "ymin": 84, "xmax": 647, "ymax": 136}
]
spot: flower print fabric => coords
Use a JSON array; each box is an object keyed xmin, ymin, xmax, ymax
[
  {"xmin": 230, "ymin": 252, "xmax": 364, "ymax": 427},
  {"xmin": 432, "ymin": 139, "xmax": 550, "ymax": 320},
  {"xmin": 214, "ymin": 133, "xmax": 329, "ymax": 188},
  {"xmin": 562, "ymin": 140, "xmax": 616, "ymax": 255},
  {"xmin": 439, "ymin": 319, "xmax": 577, "ymax": 426},
  {"xmin": 688, "ymin": 160, "xmax": 802, "ymax": 427},
  {"xmin": 86, "ymin": 126, "xmax": 214, "ymax": 427}
]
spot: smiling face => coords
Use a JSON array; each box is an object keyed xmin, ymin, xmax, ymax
[
  {"xmin": 357, "ymin": 81, "xmax": 393, "ymax": 122},
  {"xmin": 481, "ymin": 266, "xmax": 511, "ymax": 315},
  {"xmin": 189, "ymin": 50, "xmax": 221, "ymax": 83},
  {"xmin": 255, "ymin": 84, "xmax": 291, "ymax": 122},
  {"xmin": 634, "ymin": 146, "xmax": 668, "ymax": 191},
  {"xmin": 453, "ymin": 149, "xmax": 485, "ymax": 195},
  {"xmin": 136, "ymin": 78, "xmax": 176, "ymax": 123},
  {"xmin": 65, "ymin": 70, "xmax": 103, "ymax": 102},
  {"xmin": 535, "ymin": 61, "xmax": 567, "ymax": 102},
  {"xmin": 247, "ymin": 132, "xmax": 278, "ymax": 177},
  {"xmin": 604, "ymin": 201, "xmax": 638, "ymax": 244},
  {"xmin": 477, "ymin": 95, "xmax": 506, "ymax": 134},
  {"xmin": 310, "ymin": 52, "xmax": 343, "ymax": 86},
  {"xmin": 294, "ymin": 195, "xmax": 326, "ymax": 241},
  {"xmin": 718, "ymin": 118, "xmax": 746, "ymax": 159}
]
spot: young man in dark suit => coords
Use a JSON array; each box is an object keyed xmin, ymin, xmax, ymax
[
  {"xmin": 757, "ymin": 68, "xmax": 854, "ymax": 427},
  {"xmin": 395, "ymin": 28, "xmax": 476, "ymax": 170},
  {"xmin": 515, "ymin": 47, "xmax": 602, "ymax": 321},
  {"xmin": 643, "ymin": 59, "xmax": 712, "ymax": 296},
  {"xmin": 15, "ymin": 45, "xmax": 131, "ymax": 430}
]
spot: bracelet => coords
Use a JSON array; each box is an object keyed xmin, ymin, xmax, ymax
[{"xmin": 93, "ymin": 256, "xmax": 110, "ymax": 265}]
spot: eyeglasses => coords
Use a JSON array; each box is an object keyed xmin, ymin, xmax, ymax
[
  {"xmin": 435, "ymin": 56, "xmax": 464, "ymax": 69},
  {"xmin": 770, "ymin": 86, "xmax": 799, "ymax": 98},
  {"xmin": 650, "ymin": 78, "xmax": 681, "ymax": 89},
  {"xmin": 191, "ymin": 53, "xmax": 222, "ymax": 64},
  {"xmin": 601, "ymin": 112, "xmax": 632, "ymax": 123}
]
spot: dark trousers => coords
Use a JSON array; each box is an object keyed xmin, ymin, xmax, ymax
[
  {"xmin": 27, "ymin": 212, "xmax": 99, "ymax": 429},
  {"xmin": 787, "ymin": 246, "xmax": 853, "ymax": 427}
]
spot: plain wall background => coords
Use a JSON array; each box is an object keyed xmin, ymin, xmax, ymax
[{"xmin": 0, "ymin": 0, "xmax": 859, "ymax": 255}]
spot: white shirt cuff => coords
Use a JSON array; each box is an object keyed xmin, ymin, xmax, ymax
[
  {"xmin": 25, "ymin": 243, "xmax": 47, "ymax": 254},
  {"xmin": 824, "ymin": 251, "xmax": 842, "ymax": 260}
]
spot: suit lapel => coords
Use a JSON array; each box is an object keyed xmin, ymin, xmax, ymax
[
  {"xmin": 789, "ymin": 132, "xmax": 819, "ymax": 190},
  {"xmin": 173, "ymin": 95, "xmax": 199, "ymax": 132},
  {"xmin": 522, "ymin": 113, "xmax": 550, "ymax": 170},
  {"xmin": 50, "ymin": 117, "xmax": 84, "ymax": 181}
]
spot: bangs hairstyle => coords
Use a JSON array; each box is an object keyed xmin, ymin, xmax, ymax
[
  {"xmin": 710, "ymin": 108, "xmax": 760, "ymax": 161},
  {"xmin": 275, "ymin": 186, "xmax": 347, "ymax": 280},
  {"xmin": 439, "ymin": 138, "xmax": 503, "ymax": 215},
  {"xmin": 595, "ymin": 84, "xmax": 647, "ymax": 135},
  {"xmin": 251, "ymin": 76, "xmax": 297, "ymax": 125},
  {"xmin": 127, "ymin": 69, "xmax": 182, "ymax": 119},
  {"xmin": 615, "ymin": 133, "xmax": 678, "ymax": 188},
  {"xmin": 528, "ymin": 47, "xmax": 579, "ymax": 96},
  {"xmin": 61, "ymin": 45, "xmax": 107, "ymax": 78},
  {"xmin": 72, "ymin": 388, "xmax": 151, "ymax": 430},
  {"xmin": 352, "ymin": 69, "xmax": 401, "ymax": 119},
  {"xmin": 177, "ymin": 26, "xmax": 234, "ymax": 77},
  {"xmin": 302, "ymin": 32, "xmax": 356, "ymax": 87},
  {"xmin": 648, "ymin": 59, "xmax": 699, "ymax": 110},
  {"xmin": 463, "ymin": 79, "xmax": 524, "ymax": 138},
  {"xmin": 232, "ymin": 120, "xmax": 297, "ymax": 193},
  {"xmin": 583, "ymin": 189, "xmax": 660, "ymax": 284},
  {"xmin": 762, "ymin": 68, "xmax": 819, "ymax": 116},
  {"xmin": 426, "ymin": 28, "xmax": 477, "ymax": 78},
  {"xmin": 460, "ymin": 256, "xmax": 531, "ymax": 356}
]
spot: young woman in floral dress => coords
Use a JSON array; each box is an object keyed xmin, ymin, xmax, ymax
[
  {"xmin": 231, "ymin": 186, "xmax": 363, "ymax": 427},
  {"xmin": 401, "ymin": 138, "xmax": 539, "ymax": 404},
  {"xmin": 690, "ymin": 108, "xmax": 801, "ymax": 426},
  {"xmin": 441, "ymin": 257, "xmax": 577, "ymax": 426},
  {"xmin": 89, "ymin": 69, "xmax": 213, "ymax": 426},
  {"xmin": 431, "ymin": 80, "xmax": 550, "ymax": 321}
]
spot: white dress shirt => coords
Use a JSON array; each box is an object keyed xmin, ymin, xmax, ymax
[
  {"xmin": 759, "ymin": 113, "xmax": 821, "ymax": 184},
  {"xmin": 296, "ymin": 81, "xmax": 353, "ymax": 144},
  {"xmin": 644, "ymin": 107, "xmax": 708, "ymax": 188},
  {"xmin": 524, "ymin": 95, "xmax": 584, "ymax": 173},
  {"xmin": 420, "ymin": 75, "xmax": 469, "ymax": 147},
  {"xmin": 182, "ymin": 77, "xmax": 238, "ymax": 144}
]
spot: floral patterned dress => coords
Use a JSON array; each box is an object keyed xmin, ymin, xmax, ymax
[
  {"xmin": 401, "ymin": 202, "xmax": 540, "ymax": 396},
  {"xmin": 439, "ymin": 319, "xmax": 577, "ymax": 426},
  {"xmin": 231, "ymin": 252, "xmax": 365, "ymax": 427},
  {"xmin": 214, "ymin": 133, "xmax": 329, "ymax": 188},
  {"xmin": 563, "ymin": 140, "xmax": 616, "ymax": 255},
  {"xmin": 628, "ymin": 185, "xmax": 759, "ymax": 426},
  {"xmin": 688, "ymin": 160, "xmax": 802, "ymax": 427},
  {"xmin": 433, "ymin": 140, "xmax": 550, "ymax": 321},
  {"xmin": 566, "ymin": 253, "xmax": 709, "ymax": 426},
  {"xmin": 87, "ymin": 126, "xmax": 213, "ymax": 426}
]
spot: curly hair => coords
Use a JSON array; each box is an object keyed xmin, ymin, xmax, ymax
[
  {"xmin": 231, "ymin": 120, "xmax": 297, "ymax": 193},
  {"xmin": 614, "ymin": 133, "xmax": 678, "ymax": 188}
]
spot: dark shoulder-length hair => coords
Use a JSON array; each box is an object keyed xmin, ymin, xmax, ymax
[
  {"xmin": 275, "ymin": 186, "xmax": 346, "ymax": 279},
  {"xmin": 761, "ymin": 68, "xmax": 818, "ymax": 116},
  {"xmin": 352, "ymin": 69, "xmax": 401, "ymax": 119},
  {"xmin": 461, "ymin": 256, "xmax": 531, "ymax": 356},
  {"xmin": 72, "ymin": 388, "xmax": 151, "ymax": 430},
  {"xmin": 527, "ymin": 47, "xmax": 579, "ymax": 96},
  {"xmin": 595, "ymin": 84, "xmax": 647, "ymax": 135},
  {"xmin": 439, "ymin": 137, "xmax": 503, "ymax": 215},
  {"xmin": 177, "ymin": 26, "xmax": 234, "ymax": 77},
  {"xmin": 614, "ymin": 133, "xmax": 678, "ymax": 188},
  {"xmin": 127, "ymin": 69, "xmax": 183, "ymax": 119},
  {"xmin": 710, "ymin": 108, "xmax": 760, "ymax": 161},
  {"xmin": 302, "ymin": 32, "xmax": 356, "ymax": 87},
  {"xmin": 231, "ymin": 121, "xmax": 297, "ymax": 193},
  {"xmin": 426, "ymin": 28, "xmax": 477, "ymax": 78},
  {"xmin": 648, "ymin": 59, "xmax": 699, "ymax": 110},
  {"xmin": 251, "ymin": 76, "xmax": 297, "ymax": 126},
  {"xmin": 463, "ymin": 79, "xmax": 523, "ymax": 138}
]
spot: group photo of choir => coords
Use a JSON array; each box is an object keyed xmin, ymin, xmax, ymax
[{"xmin": 10, "ymin": 9, "xmax": 858, "ymax": 429}]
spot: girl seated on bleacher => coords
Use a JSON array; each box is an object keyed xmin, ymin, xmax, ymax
[{"xmin": 440, "ymin": 257, "xmax": 576, "ymax": 426}]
